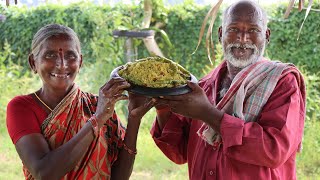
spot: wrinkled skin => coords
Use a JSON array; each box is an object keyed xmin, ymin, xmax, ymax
[
  {"xmin": 96, "ymin": 77, "xmax": 154, "ymax": 124},
  {"xmin": 153, "ymin": 82, "xmax": 223, "ymax": 131},
  {"xmin": 16, "ymin": 32, "xmax": 152, "ymax": 180},
  {"xmin": 155, "ymin": 82, "xmax": 214, "ymax": 120},
  {"xmin": 128, "ymin": 92, "xmax": 155, "ymax": 120},
  {"xmin": 95, "ymin": 77, "xmax": 130, "ymax": 126},
  {"xmin": 219, "ymin": 1, "xmax": 270, "ymax": 75},
  {"xmin": 137, "ymin": 1, "xmax": 271, "ymax": 132}
]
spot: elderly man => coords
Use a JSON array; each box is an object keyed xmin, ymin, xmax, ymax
[{"xmin": 150, "ymin": 0, "xmax": 306, "ymax": 179}]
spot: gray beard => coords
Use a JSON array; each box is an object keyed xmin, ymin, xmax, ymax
[{"xmin": 223, "ymin": 42, "xmax": 265, "ymax": 69}]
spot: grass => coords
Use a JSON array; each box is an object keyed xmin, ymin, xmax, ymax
[
  {"xmin": 296, "ymin": 120, "xmax": 320, "ymax": 179},
  {"xmin": 130, "ymin": 127, "xmax": 188, "ymax": 180},
  {"xmin": 0, "ymin": 133, "xmax": 23, "ymax": 180}
]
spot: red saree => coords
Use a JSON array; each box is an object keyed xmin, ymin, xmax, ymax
[{"xmin": 23, "ymin": 85, "xmax": 125, "ymax": 180}]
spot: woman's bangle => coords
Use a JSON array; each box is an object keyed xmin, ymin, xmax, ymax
[
  {"xmin": 123, "ymin": 143, "xmax": 137, "ymax": 155},
  {"xmin": 87, "ymin": 114, "xmax": 99, "ymax": 137}
]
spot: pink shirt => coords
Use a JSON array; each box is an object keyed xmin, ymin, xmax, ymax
[{"xmin": 151, "ymin": 65, "xmax": 305, "ymax": 180}]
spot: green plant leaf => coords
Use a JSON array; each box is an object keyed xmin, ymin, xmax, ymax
[{"xmin": 297, "ymin": 0, "xmax": 313, "ymax": 40}]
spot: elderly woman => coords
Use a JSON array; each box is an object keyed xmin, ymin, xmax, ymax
[{"xmin": 6, "ymin": 24, "xmax": 152, "ymax": 180}]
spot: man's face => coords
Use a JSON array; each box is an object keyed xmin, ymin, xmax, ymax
[{"xmin": 220, "ymin": 4, "xmax": 270, "ymax": 68}]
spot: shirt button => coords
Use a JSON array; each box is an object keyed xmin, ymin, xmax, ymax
[{"xmin": 209, "ymin": 170, "xmax": 215, "ymax": 176}]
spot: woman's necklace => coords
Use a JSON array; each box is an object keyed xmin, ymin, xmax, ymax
[{"xmin": 34, "ymin": 92, "xmax": 53, "ymax": 112}]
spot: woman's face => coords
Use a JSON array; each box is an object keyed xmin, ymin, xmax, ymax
[{"xmin": 29, "ymin": 34, "xmax": 82, "ymax": 92}]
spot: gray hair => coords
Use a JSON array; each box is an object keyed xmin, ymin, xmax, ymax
[
  {"xmin": 31, "ymin": 24, "xmax": 81, "ymax": 57},
  {"xmin": 221, "ymin": 0, "xmax": 268, "ymax": 31}
]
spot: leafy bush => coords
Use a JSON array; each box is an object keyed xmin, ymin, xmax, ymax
[
  {"xmin": 300, "ymin": 67, "xmax": 320, "ymax": 122},
  {"xmin": 267, "ymin": 4, "xmax": 320, "ymax": 73},
  {"xmin": 0, "ymin": 2, "xmax": 215, "ymax": 79},
  {"xmin": 0, "ymin": 3, "xmax": 133, "ymax": 72},
  {"xmin": 2, "ymin": 2, "xmax": 320, "ymax": 77},
  {"xmin": 0, "ymin": 42, "xmax": 39, "ymax": 132},
  {"xmin": 1, "ymin": 1, "xmax": 320, "ymax": 120}
]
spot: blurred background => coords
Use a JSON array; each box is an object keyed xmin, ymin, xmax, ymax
[
  {"xmin": 1, "ymin": 0, "xmax": 319, "ymax": 179},
  {"xmin": 1, "ymin": 0, "xmax": 289, "ymax": 6}
]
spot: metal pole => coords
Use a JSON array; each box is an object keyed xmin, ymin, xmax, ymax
[{"xmin": 124, "ymin": 37, "xmax": 137, "ymax": 62}]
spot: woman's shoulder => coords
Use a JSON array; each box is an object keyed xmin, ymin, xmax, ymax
[
  {"xmin": 7, "ymin": 94, "xmax": 34, "ymax": 108},
  {"xmin": 7, "ymin": 93, "xmax": 46, "ymax": 117},
  {"xmin": 7, "ymin": 94, "xmax": 44, "ymax": 144}
]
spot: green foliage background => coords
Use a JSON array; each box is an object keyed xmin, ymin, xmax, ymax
[
  {"xmin": 0, "ymin": 1, "xmax": 319, "ymax": 179},
  {"xmin": 1, "ymin": 2, "xmax": 320, "ymax": 76},
  {"xmin": 267, "ymin": 4, "xmax": 320, "ymax": 71}
]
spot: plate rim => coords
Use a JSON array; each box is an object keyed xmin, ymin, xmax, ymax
[{"xmin": 110, "ymin": 65, "xmax": 198, "ymax": 96}]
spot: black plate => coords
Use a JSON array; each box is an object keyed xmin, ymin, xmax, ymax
[{"xmin": 110, "ymin": 66, "xmax": 198, "ymax": 97}]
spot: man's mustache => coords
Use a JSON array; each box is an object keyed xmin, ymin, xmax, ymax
[{"xmin": 227, "ymin": 43, "xmax": 257, "ymax": 50}]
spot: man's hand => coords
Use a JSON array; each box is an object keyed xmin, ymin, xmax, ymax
[{"xmin": 155, "ymin": 81, "xmax": 223, "ymax": 129}]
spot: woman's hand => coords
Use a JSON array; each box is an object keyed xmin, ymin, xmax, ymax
[
  {"xmin": 128, "ymin": 93, "xmax": 154, "ymax": 121},
  {"xmin": 95, "ymin": 77, "xmax": 130, "ymax": 127}
]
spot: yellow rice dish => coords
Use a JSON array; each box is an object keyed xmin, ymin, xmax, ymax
[{"xmin": 118, "ymin": 56, "xmax": 191, "ymax": 88}]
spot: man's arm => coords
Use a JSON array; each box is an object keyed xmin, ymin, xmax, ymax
[
  {"xmin": 150, "ymin": 112, "xmax": 191, "ymax": 164},
  {"xmin": 155, "ymin": 106, "xmax": 172, "ymax": 131},
  {"xmin": 154, "ymin": 81, "xmax": 224, "ymax": 133},
  {"xmin": 219, "ymin": 73, "xmax": 305, "ymax": 168}
]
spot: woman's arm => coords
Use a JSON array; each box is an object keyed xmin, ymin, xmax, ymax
[
  {"xmin": 110, "ymin": 117, "xmax": 140, "ymax": 180},
  {"xmin": 111, "ymin": 93, "xmax": 154, "ymax": 180},
  {"xmin": 14, "ymin": 78, "xmax": 131, "ymax": 179},
  {"xmin": 15, "ymin": 123, "xmax": 95, "ymax": 180}
]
